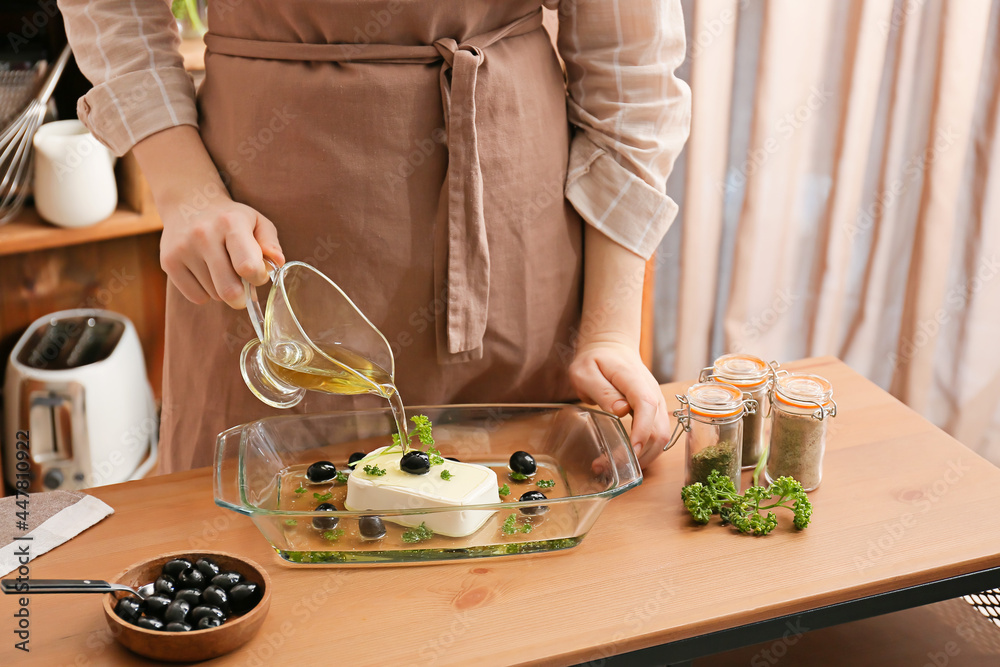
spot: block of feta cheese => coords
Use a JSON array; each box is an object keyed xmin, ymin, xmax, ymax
[{"xmin": 345, "ymin": 447, "xmax": 500, "ymax": 538}]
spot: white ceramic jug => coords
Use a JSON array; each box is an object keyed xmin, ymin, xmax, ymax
[{"xmin": 32, "ymin": 120, "xmax": 118, "ymax": 228}]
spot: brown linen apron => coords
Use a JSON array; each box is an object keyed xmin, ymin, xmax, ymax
[{"xmin": 157, "ymin": 0, "xmax": 583, "ymax": 473}]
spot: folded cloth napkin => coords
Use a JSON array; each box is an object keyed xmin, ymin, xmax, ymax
[{"xmin": 0, "ymin": 490, "xmax": 114, "ymax": 577}]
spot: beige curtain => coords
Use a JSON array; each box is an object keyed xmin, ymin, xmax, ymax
[{"xmin": 656, "ymin": 0, "xmax": 1000, "ymax": 464}]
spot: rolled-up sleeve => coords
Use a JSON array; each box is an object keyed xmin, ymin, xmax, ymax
[
  {"xmin": 58, "ymin": 0, "xmax": 198, "ymax": 156},
  {"xmin": 551, "ymin": 0, "xmax": 691, "ymax": 259}
]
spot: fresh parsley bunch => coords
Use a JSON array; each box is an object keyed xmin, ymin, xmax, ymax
[{"xmin": 680, "ymin": 470, "xmax": 812, "ymax": 536}]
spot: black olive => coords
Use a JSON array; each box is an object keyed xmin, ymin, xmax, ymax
[
  {"xmin": 195, "ymin": 557, "xmax": 220, "ymax": 578},
  {"xmin": 114, "ymin": 596, "xmax": 144, "ymax": 624},
  {"xmin": 196, "ymin": 616, "xmax": 223, "ymax": 630},
  {"xmin": 137, "ymin": 616, "xmax": 165, "ymax": 631},
  {"xmin": 210, "ymin": 571, "xmax": 243, "ymax": 591},
  {"xmin": 347, "ymin": 451, "xmax": 366, "ymax": 466},
  {"xmin": 164, "ymin": 599, "xmax": 190, "ymax": 623},
  {"xmin": 400, "ymin": 450, "xmax": 431, "ymax": 475},
  {"xmin": 144, "ymin": 594, "xmax": 172, "ymax": 618},
  {"xmin": 359, "ymin": 515, "xmax": 386, "ymax": 540},
  {"xmin": 306, "ymin": 460, "xmax": 338, "ymax": 483},
  {"xmin": 202, "ymin": 585, "xmax": 231, "ymax": 614},
  {"xmin": 518, "ymin": 490, "xmax": 549, "ymax": 515},
  {"xmin": 312, "ymin": 502, "xmax": 339, "ymax": 530},
  {"xmin": 153, "ymin": 574, "xmax": 176, "ymax": 597},
  {"xmin": 190, "ymin": 605, "xmax": 227, "ymax": 624},
  {"xmin": 174, "ymin": 588, "xmax": 203, "ymax": 606},
  {"xmin": 165, "ymin": 621, "xmax": 192, "ymax": 632},
  {"xmin": 509, "ymin": 451, "xmax": 537, "ymax": 476},
  {"xmin": 228, "ymin": 582, "xmax": 263, "ymax": 614},
  {"xmin": 161, "ymin": 558, "xmax": 193, "ymax": 578},
  {"xmin": 177, "ymin": 567, "xmax": 207, "ymax": 590}
]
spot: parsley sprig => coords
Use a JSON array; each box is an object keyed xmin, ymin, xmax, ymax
[
  {"xmin": 501, "ymin": 514, "xmax": 533, "ymax": 535},
  {"xmin": 440, "ymin": 469, "xmax": 453, "ymax": 481},
  {"xmin": 353, "ymin": 414, "xmax": 441, "ymax": 471},
  {"xmin": 498, "ymin": 484, "xmax": 511, "ymax": 497},
  {"xmin": 536, "ymin": 479, "xmax": 555, "ymax": 489},
  {"xmin": 680, "ymin": 470, "xmax": 812, "ymax": 536},
  {"xmin": 363, "ymin": 464, "xmax": 386, "ymax": 477},
  {"xmin": 402, "ymin": 522, "xmax": 434, "ymax": 543}
]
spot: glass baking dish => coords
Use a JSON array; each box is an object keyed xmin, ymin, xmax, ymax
[{"xmin": 214, "ymin": 404, "xmax": 641, "ymax": 564}]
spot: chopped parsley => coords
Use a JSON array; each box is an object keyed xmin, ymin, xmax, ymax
[
  {"xmin": 440, "ymin": 469, "xmax": 453, "ymax": 481},
  {"xmin": 401, "ymin": 522, "xmax": 434, "ymax": 543},
  {"xmin": 428, "ymin": 446, "xmax": 445, "ymax": 466},
  {"xmin": 501, "ymin": 513, "xmax": 533, "ymax": 536},
  {"xmin": 509, "ymin": 472, "xmax": 527, "ymax": 481},
  {"xmin": 321, "ymin": 528, "xmax": 345, "ymax": 541},
  {"xmin": 498, "ymin": 484, "xmax": 511, "ymax": 497},
  {"xmin": 284, "ymin": 519, "xmax": 297, "ymax": 526},
  {"xmin": 313, "ymin": 491, "xmax": 333, "ymax": 502},
  {"xmin": 536, "ymin": 479, "xmax": 555, "ymax": 489},
  {"xmin": 364, "ymin": 464, "xmax": 387, "ymax": 477},
  {"xmin": 294, "ymin": 485, "xmax": 307, "ymax": 494},
  {"xmin": 335, "ymin": 471, "xmax": 350, "ymax": 484}
]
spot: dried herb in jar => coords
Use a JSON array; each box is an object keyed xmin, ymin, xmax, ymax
[
  {"xmin": 689, "ymin": 441, "xmax": 739, "ymax": 487},
  {"xmin": 741, "ymin": 400, "xmax": 765, "ymax": 467},
  {"xmin": 767, "ymin": 410, "xmax": 824, "ymax": 490}
]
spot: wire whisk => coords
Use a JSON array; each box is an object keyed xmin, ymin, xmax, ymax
[{"xmin": 0, "ymin": 45, "xmax": 71, "ymax": 224}]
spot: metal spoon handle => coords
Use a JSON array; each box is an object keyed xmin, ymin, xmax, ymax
[{"xmin": 1, "ymin": 579, "xmax": 124, "ymax": 594}]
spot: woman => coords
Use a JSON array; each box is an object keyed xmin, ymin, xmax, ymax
[{"xmin": 58, "ymin": 0, "xmax": 691, "ymax": 473}]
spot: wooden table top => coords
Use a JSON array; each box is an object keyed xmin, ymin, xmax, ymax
[{"xmin": 6, "ymin": 356, "xmax": 1000, "ymax": 666}]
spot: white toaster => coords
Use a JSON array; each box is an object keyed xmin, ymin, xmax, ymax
[{"xmin": 3, "ymin": 309, "xmax": 158, "ymax": 492}]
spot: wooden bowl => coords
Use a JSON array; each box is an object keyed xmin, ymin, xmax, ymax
[{"xmin": 102, "ymin": 551, "xmax": 271, "ymax": 662}]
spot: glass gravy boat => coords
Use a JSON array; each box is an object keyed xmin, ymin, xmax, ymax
[{"xmin": 240, "ymin": 260, "xmax": 396, "ymax": 409}]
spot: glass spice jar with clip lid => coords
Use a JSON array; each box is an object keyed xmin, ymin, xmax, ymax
[
  {"xmin": 700, "ymin": 354, "xmax": 780, "ymax": 470},
  {"xmin": 666, "ymin": 382, "xmax": 758, "ymax": 492},
  {"xmin": 764, "ymin": 372, "xmax": 836, "ymax": 492}
]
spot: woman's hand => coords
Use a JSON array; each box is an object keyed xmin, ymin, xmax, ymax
[
  {"xmin": 133, "ymin": 125, "xmax": 284, "ymax": 309},
  {"xmin": 569, "ymin": 339, "xmax": 671, "ymax": 467},
  {"xmin": 159, "ymin": 194, "xmax": 283, "ymax": 308}
]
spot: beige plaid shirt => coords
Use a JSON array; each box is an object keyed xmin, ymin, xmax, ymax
[{"xmin": 57, "ymin": 0, "xmax": 690, "ymax": 258}]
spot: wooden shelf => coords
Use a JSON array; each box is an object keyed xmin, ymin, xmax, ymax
[{"xmin": 0, "ymin": 189, "xmax": 162, "ymax": 257}]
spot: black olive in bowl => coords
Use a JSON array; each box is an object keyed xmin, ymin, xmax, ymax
[
  {"xmin": 153, "ymin": 575, "xmax": 176, "ymax": 597},
  {"xmin": 197, "ymin": 617, "xmax": 223, "ymax": 630},
  {"xmin": 174, "ymin": 588, "xmax": 203, "ymax": 607},
  {"xmin": 144, "ymin": 594, "xmax": 172, "ymax": 618},
  {"xmin": 195, "ymin": 557, "xmax": 221, "ymax": 578},
  {"xmin": 161, "ymin": 558, "xmax": 193, "ymax": 578},
  {"xmin": 190, "ymin": 605, "xmax": 227, "ymax": 624},
  {"xmin": 211, "ymin": 571, "xmax": 243, "ymax": 591},
  {"xmin": 165, "ymin": 622, "xmax": 192, "ymax": 632},
  {"xmin": 228, "ymin": 582, "xmax": 264, "ymax": 614},
  {"xmin": 202, "ymin": 585, "xmax": 231, "ymax": 615},
  {"xmin": 137, "ymin": 616, "xmax": 165, "ymax": 631},
  {"xmin": 177, "ymin": 567, "xmax": 208, "ymax": 590},
  {"xmin": 114, "ymin": 596, "xmax": 144, "ymax": 624},
  {"xmin": 164, "ymin": 599, "xmax": 191, "ymax": 624}
]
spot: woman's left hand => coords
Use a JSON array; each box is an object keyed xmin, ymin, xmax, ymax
[{"xmin": 569, "ymin": 340, "xmax": 672, "ymax": 468}]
